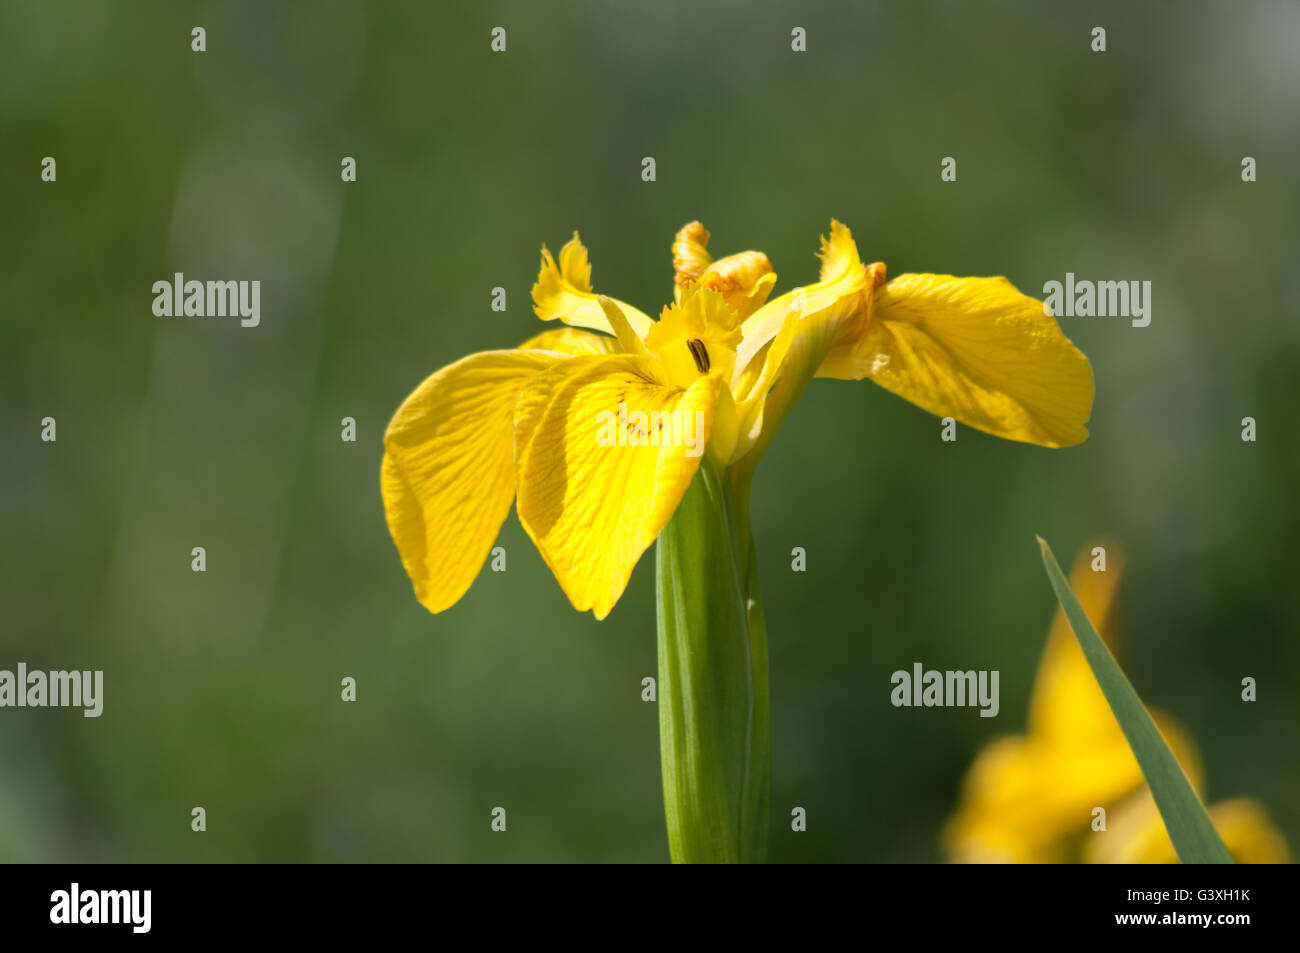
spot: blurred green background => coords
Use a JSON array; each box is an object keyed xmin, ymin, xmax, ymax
[{"xmin": 2, "ymin": 0, "xmax": 1297, "ymax": 862}]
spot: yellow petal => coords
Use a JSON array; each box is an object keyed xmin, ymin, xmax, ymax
[
  {"xmin": 730, "ymin": 221, "xmax": 878, "ymax": 465},
  {"xmin": 672, "ymin": 221, "xmax": 776, "ymax": 321},
  {"xmin": 518, "ymin": 326, "xmax": 619, "ymax": 356},
  {"xmin": 944, "ymin": 733, "xmax": 1146, "ymax": 863},
  {"xmin": 734, "ymin": 220, "xmax": 871, "ymax": 377},
  {"xmin": 731, "ymin": 308, "xmax": 828, "ymax": 464},
  {"xmin": 531, "ymin": 232, "xmax": 654, "ymax": 337},
  {"xmin": 708, "ymin": 383, "xmax": 740, "ymax": 470},
  {"xmin": 1084, "ymin": 794, "xmax": 1292, "ymax": 864},
  {"xmin": 945, "ymin": 706, "xmax": 1201, "ymax": 864},
  {"xmin": 698, "ymin": 253, "xmax": 776, "ymax": 322},
  {"xmin": 514, "ymin": 355, "xmax": 720, "ymax": 619},
  {"xmin": 596, "ymin": 296, "xmax": 647, "ymax": 356},
  {"xmin": 821, "ymin": 273, "xmax": 1094, "ymax": 448},
  {"xmin": 818, "ymin": 218, "xmax": 867, "ymax": 286},
  {"xmin": 1205, "ymin": 799, "xmax": 1292, "ymax": 863},
  {"xmin": 381, "ymin": 349, "xmax": 564, "ymax": 613}
]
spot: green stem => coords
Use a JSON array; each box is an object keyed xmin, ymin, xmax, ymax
[
  {"xmin": 656, "ymin": 457, "xmax": 763, "ymax": 862},
  {"xmin": 720, "ymin": 311, "xmax": 839, "ymax": 860},
  {"xmin": 657, "ymin": 300, "xmax": 835, "ymax": 861},
  {"xmin": 731, "ymin": 472, "xmax": 771, "ymax": 864}
]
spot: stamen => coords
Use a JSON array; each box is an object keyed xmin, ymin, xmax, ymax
[{"xmin": 686, "ymin": 338, "xmax": 711, "ymax": 373}]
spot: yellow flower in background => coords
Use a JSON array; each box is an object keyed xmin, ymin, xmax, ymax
[
  {"xmin": 381, "ymin": 220, "xmax": 1094, "ymax": 619},
  {"xmin": 945, "ymin": 542, "xmax": 1290, "ymax": 864}
]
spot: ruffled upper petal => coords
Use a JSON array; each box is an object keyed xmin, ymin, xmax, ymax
[
  {"xmin": 532, "ymin": 232, "xmax": 654, "ymax": 337},
  {"xmin": 733, "ymin": 220, "xmax": 872, "ymax": 380}
]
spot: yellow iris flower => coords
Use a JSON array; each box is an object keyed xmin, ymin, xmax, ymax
[
  {"xmin": 945, "ymin": 542, "xmax": 1290, "ymax": 864},
  {"xmin": 381, "ymin": 220, "xmax": 1094, "ymax": 619}
]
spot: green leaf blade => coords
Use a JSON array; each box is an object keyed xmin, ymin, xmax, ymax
[{"xmin": 1036, "ymin": 537, "xmax": 1233, "ymax": 865}]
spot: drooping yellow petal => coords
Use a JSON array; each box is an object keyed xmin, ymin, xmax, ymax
[
  {"xmin": 821, "ymin": 273, "xmax": 1094, "ymax": 448},
  {"xmin": 518, "ymin": 326, "xmax": 619, "ymax": 356},
  {"xmin": 381, "ymin": 349, "xmax": 565, "ymax": 613},
  {"xmin": 1084, "ymin": 794, "xmax": 1292, "ymax": 864},
  {"xmin": 532, "ymin": 232, "xmax": 654, "ymax": 338},
  {"xmin": 514, "ymin": 355, "xmax": 720, "ymax": 620}
]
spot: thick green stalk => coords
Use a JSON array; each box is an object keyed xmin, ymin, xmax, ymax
[{"xmin": 656, "ymin": 457, "xmax": 761, "ymax": 863}]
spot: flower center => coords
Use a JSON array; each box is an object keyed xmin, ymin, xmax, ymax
[{"xmin": 645, "ymin": 289, "xmax": 741, "ymax": 390}]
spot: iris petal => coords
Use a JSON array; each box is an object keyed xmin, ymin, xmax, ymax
[
  {"xmin": 381, "ymin": 349, "xmax": 565, "ymax": 613},
  {"xmin": 532, "ymin": 232, "xmax": 654, "ymax": 337},
  {"xmin": 821, "ymin": 273, "xmax": 1094, "ymax": 448},
  {"xmin": 514, "ymin": 355, "xmax": 720, "ymax": 619}
]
